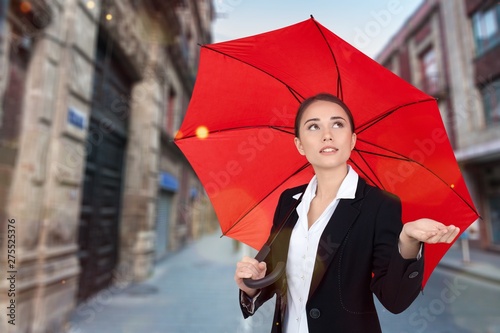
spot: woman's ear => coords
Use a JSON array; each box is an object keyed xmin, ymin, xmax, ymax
[
  {"xmin": 351, "ymin": 132, "xmax": 357, "ymax": 151},
  {"xmin": 294, "ymin": 137, "xmax": 305, "ymax": 155}
]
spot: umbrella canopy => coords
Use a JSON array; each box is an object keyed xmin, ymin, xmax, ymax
[{"xmin": 174, "ymin": 17, "xmax": 480, "ymax": 287}]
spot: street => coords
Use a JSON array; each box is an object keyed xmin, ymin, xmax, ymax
[
  {"xmin": 69, "ymin": 232, "xmax": 500, "ymax": 333},
  {"xmin": 377, "ymin": 269, "xmax": 500, "ymax": 333}
]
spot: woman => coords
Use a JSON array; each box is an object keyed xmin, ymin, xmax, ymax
[{"xmin": 234, "ymin": 93, "xmax": 459, "ymax": 333}]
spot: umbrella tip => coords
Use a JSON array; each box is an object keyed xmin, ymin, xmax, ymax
[{"xmin": 310, "ymin": 14, "xmax": 314, "ymax": 19}]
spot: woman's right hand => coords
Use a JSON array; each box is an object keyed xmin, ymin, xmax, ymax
[{"xmin": 234, "ymin": 256, "xmax": 267, "ymax": 297}]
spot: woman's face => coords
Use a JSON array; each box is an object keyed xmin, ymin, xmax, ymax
[{"xmin": 294, "ymin": 100, "xmax": 356, "ymax": 171}]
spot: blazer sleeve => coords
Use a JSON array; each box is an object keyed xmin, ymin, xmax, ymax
[
  {"xmin": 369, "ymin": 193, "xmax": 424, "ymax": 314},
  {"xmin": 239, "ymin": 189, "xmax": 290, "ymax": 318}
]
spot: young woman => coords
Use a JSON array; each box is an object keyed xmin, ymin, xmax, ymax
[{"xmin": 234, "ymin": 93, "xmax": 459, "ymax": 333}]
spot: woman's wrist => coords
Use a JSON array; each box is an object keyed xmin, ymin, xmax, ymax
[
  {"xmin": 399, "ymin": 229, "xmax": 422, "ymax": 259},
  {"xmin": 399, "ymin": 230, "xmax": 420, "ymax": 245}
]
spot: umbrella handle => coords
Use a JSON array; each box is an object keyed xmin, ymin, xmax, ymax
[{"xmin": 242, "ymin": 261, "xmax": 286, "ymax": 289}]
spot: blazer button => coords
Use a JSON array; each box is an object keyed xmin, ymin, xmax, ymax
[
  {"xmin": 409, "ymin": 271, "xmax": 419, "ymax": 279},
  {"xmin": 309, "ymin": 308, "xmax": 321, "ymax": 319}
]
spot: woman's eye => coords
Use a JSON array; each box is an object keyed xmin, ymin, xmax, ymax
[
  {"xmin": 333, "ymin": 121, "xmax": 344, "ymax": 128},
  {"xmin": 308, "ymin": 124, "xmax": 319, "ymax": 130}
]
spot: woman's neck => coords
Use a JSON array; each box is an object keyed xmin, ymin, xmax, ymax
[{"xmin": 314, "ymin": 165, "xmax": 349, "ymax": 201}]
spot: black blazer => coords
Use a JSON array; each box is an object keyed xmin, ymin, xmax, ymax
[{"xmin": 240, "ymin": 177, "xmax": 424, "ymax": 333}]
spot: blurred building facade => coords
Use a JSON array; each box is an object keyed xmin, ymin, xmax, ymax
[
  {"xmin": 0, "ymin": 0, "xmax": 216, "ymax": 332},
  {"xmin": 376, "ymin": 0, "xmax": 500, "ymax": 251}
]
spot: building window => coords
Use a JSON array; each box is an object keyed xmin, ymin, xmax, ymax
[
  {"xmin": 472, "ymin": 4, "xmax": 500, "ymax": 56},
  {"xmin": 164, "ymin": 88, "xmax": 177, "ymax": 136},
  {"xmin": 490, "ymin": 194, "xmax": 500, "ymax": 246},
  {"xmin": 481, "ymin": 78, "xmax": 500, "ymax": 125},
  {"xmin": 419, "ymin": 47, "xmax": 439, "ymax": 95}
]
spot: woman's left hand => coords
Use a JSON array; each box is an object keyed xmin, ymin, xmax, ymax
[
  {"xmin": 398, "ymin": 219, "xmax": 460, "ymax": 259},
  {"xmin": 400, "ymin": 219, "xmax": 460, "ymax": 244},
  {"xmin": 401, "ymin": 218, "xmax": 460, "ymax": 244}
]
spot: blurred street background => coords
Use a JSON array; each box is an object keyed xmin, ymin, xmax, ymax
[
  {"xmin": 0, "ymin": 0, "xmax": 499, "ymax": 332},
  {"xmin": 66, "ymin": 232, "xmax": 500, "ymax": 333}
]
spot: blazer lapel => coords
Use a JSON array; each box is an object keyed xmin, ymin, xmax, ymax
[
  {"xmin": 273, "ymin": 207, "xmax": 299, "ymax": 265},
  {"xmin": 308, "ymin": 178, "xmax": 368, "ymax": 300},
  {"xmin": 271, "ymin": 185, "xmax": 308, "ymax": 266}
]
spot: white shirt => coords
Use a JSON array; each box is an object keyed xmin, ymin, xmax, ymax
[{"xmin": 284, "ymin": 166, "xmax": 358, "ymax": 333}]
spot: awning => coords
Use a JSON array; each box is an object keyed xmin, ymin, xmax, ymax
[{"xmin": 159, "ymin": 172, "xmax": 178, "ymax": 192}]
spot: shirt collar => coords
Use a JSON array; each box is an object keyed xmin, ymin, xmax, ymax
[{"xmin": 292, "ymin": 165, "xmax": 359, "ymax": 200}]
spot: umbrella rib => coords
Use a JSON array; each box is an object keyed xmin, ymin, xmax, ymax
[
  {"xmin": 272, "ymin": 126, "xmax": 295, "ymax": 135},
  {"xmin": 356, "ymin": 98, "xmax": 436, "ymax": 134},
  {"xmin": 350, "ymin": 149, "xmax": 386, "ymax": 190},
  {"xmin": 202, "ymin": 44, "xmax": 306, "ymax": 102},
  {"xmin": 288, "ymin": 86, "xmax": 303, "ymax": 103},
  {"xmin": 355, "ymin": 139, "xmax": 480, "ymax": 216},
  {"xmin": 222, "ymin": 162, "xmax": 311, "ymax": 236},
  {"xmin": 175, "ymin": 125, "xmax": 295, "ymax": 141},
  {"xmin": 311, "ymin": 16, "xmax": 343, "ymax": 99},
  {"xmin": 348, "ymin": 156, "xmax": 383, "ymax": 190}
]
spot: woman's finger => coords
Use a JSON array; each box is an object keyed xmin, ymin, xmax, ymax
[
  {"xmin": 236, "ymin": 263, "xmax": 260, "ymax": 278},
  {"xmin": 422, "ymin": 226, "xmax": 460, "ymax": 244},
  {"xmin": 421, "ymin": 228, "xmax": 449, "ymax": 243},
  {"xmin": 239, "ymin": 257, "xmax": 259, "ymax": 272},
  {"xmin": 442, "ymin": 226, "xmax": 460, "ymax": 243},
  {"xmin": 241, "ymin": 256, "xmax": 261, "ymax": 266},
  {"xmin": 429, "ymin": 226, "xmax": 458, "ymax": 244}
]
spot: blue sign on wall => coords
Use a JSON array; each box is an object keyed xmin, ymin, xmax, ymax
[
  {"xmin": 67, "ymin": 107, "xmax": 87, "ymax": 130},
  {"xmin": 159, "ymin": 172, "xmax": 179, "ymax": 192}
]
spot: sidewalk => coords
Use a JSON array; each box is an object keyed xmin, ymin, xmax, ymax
[
  {"xmin": 438, "ymin": 240, "xmax": 500, "ymax": 285},
  {"xmin": 67, "ymin": 233, "xmax": 500, "ymax": 333},
  {"xmin": 67, "ymin": 232, "xmax": 273, "ymax": 333}
]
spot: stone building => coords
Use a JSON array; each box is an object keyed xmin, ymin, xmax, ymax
[
  {"xmin": 376, "ymin": 0, "xmax": 500, "ymax": 250},
  {"xmin": 0, "ymin": 0, "xmax": 215, "ymax": 332}
]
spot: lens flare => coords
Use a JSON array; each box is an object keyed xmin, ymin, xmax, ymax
[
  {"xmin": 174, "ymin": 130, "xmax": 184, "ymax": 140},
  {"xmin": 196, "ymin": 126, "xmax": 209, "ymax": 139},
  {"xmin": 106, "ymin": 14, "xmax": 113, "ymax": 21},
  {"xmin": 86, "ymin": 1, "xmax": 95, "ymax": 9}
]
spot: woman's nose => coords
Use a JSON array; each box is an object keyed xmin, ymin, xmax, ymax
[{"xmin": 322, "ymin": 132, "xmax": 333, "ymax": 141}]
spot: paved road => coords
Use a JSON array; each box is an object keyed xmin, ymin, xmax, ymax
[
  {"xmin": 377, "ymin": 268, "xmax": 500, "ymax": 333},
  {"xmin": 68, "ymin": 232, "xmax": 500, "ymax": 333}
]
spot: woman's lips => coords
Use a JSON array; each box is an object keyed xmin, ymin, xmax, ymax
[{"xmin": 320, "ymin": 146, "xmax": 338, "ymax": 153}]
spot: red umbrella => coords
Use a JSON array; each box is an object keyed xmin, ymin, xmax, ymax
[{"xmin": 174, "ymin": 17, "xmax": 479, "ymax": 287}]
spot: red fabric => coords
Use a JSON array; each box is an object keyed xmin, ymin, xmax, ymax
[{"xmin": 175, "ymin": 18, "xmax": 479, "ymax": 287}]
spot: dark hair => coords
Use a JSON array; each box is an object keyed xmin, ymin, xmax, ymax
[{"xmin": 294, "ymin": 93, "xmax": 355, "ymax": 137}]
